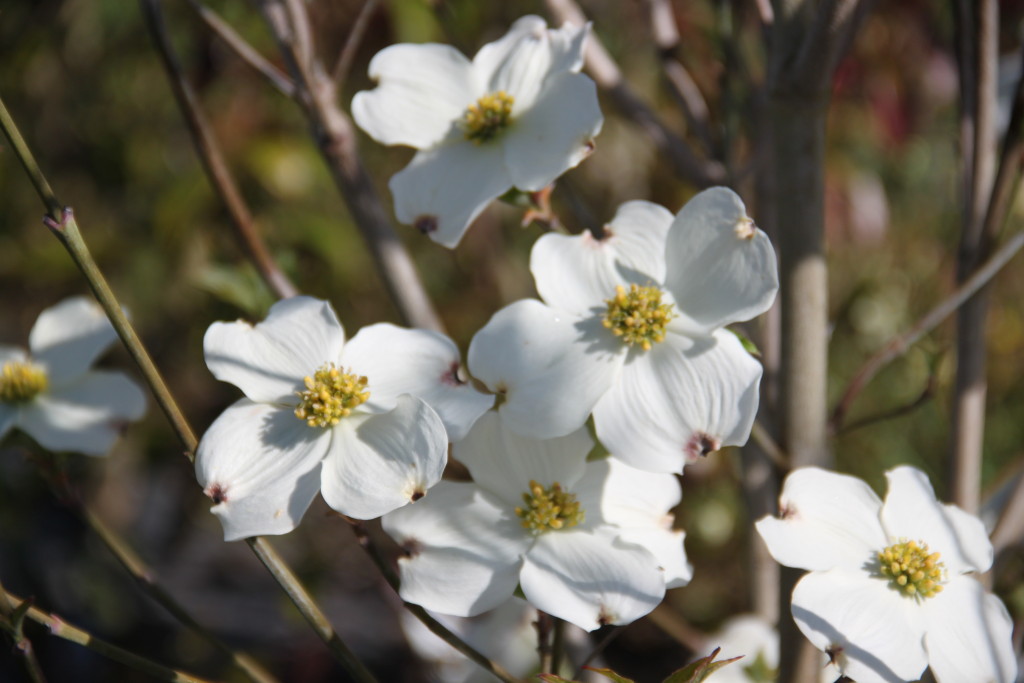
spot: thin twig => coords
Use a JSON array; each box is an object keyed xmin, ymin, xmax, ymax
[
  {"xmin": 332, "ymin": 0, "xmax": 378, "ymax": 90},
  {"xmin": 834, "ymin": 374, "xmax": 935, "ymax": 436},
  {"xmin": 246, "ymin": 537, "xmax": 378, "ymax": 683},
  {"xmin": 143, "ymin": 0, "xmax": 300, "ymax": 301},
  {"xmin": 345, "ymin": 520, "xmax": 521, "ymax": 683},
  {"xmin": 0, "ymin": 579, "xmax": 48, "ymax": 683},
  {"xmin": 830, "ymin": 231, "xmax": 1024, "ymax": 432},
  {"xmin": 82, "ymin": 507, "xmax": 279, "ymax": 683},
  {"xmin": 748, "ymin": 420, "xmax": 788, "ymax": 469},
  {"xmin": 257, "ymin": 0, "xmax": 444, "ymax": 332},
  {"xmin": 543, "ymin": 0, "xmax": 725, "ymax": 187},
  {"xmin": 645, "ymin": 603, "xmax": 705, "ymax": 651},
  {"xmin": 535, "ymin": 610, "xmax": 554, "ymax": 674},
  {"xmin": 185, "ymin": 0, "xmax": 296, "ymax": 97},
  {"xmin": 645, "ymin": 0, "xmax": 714, "ymax": 155},
  {"xmin": 572, "ymin": 625, "xmax": 623, "ymax": 679},
  {"xmin": 4, "ymin": 589, "xmax": 217, "ymax": 683},
  {"xmin": 0, "ymin": 90, "xmax": 373, "ymax": 679}
]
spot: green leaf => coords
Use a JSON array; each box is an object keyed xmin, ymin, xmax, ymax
[
  {"xmin": 583, "ymin": 667, "xmax": 636, "ymax": 683},
  {"xmin": 536, "ymin": 675, "xmax": 581, "ymax": 683},
  {"xmin": 662, "ymin": 647, "xmax": 744, "ymax": 683},
  {"xmin": 728, "ymin": 328, "xmax": 762, "ymax": 358}
]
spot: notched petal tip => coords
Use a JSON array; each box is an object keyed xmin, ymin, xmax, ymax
[
  {"xmin": 205, "ymin": 483, "xmax": 229, "ymax": 505},
  {"xmin": 597, "ymin": 605, "xmax": 616, "ymax": 627},
  {"xmin": 440, "ymin": 361, "xmax": 467, "ymax": 387},
  {"xmin": 410, "ymin": 489, "xmax": 426, "ymax": 502},
  {"xmin": 779, "ymin": 502, "xmax": 797, "ymax": 520},
  {"xmin": 734, "ymin": 216, "xmax": 757, "ymax": 240},
  {"xmin": 401, "ymin": 537, "xmax": 423, "ymax": 558},
  {"xmin": 414, "ymin": 215, "xmax": 439, "ymax": 235},
  {"xmin": 685, "ymin": 431, "xmax": 721, "ymax": 459}
]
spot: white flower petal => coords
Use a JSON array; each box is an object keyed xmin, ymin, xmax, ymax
[
  {"xmin": 0, "ymin": 345, "xmax": 28, "ymax": 364},
  {"xmin": 791, "ymin": 569, "xmax": 927, "ymax": 683},
  {"xmin": 20, "ymin": 370, "xmax": 146, "ymax": 456},
  {"xmin": 204, "ymin": 296, "xmax": 345, "ymax": 404},
  {"xmin": 530, "ymin": 200, "xmax": 673, "ymax": 317},
  {"xmin": 340, "ymin": 323, "xmax": 493, "ymax": 441},
  {"xmin": 880, "ymin": 466, "xmax": 993, "ymax": 575},
  {"xmin": 593, "ymin": 328, "xmax": 762, "ymax": 474},
  {"xmin": 454, "ymin": 411, "xmax": 591, "ymax": 507},
  {"xmin": 520, "ymin": 529, "xmax": 665, "ymax": 631},
  {"xmin": 502, "ymin": 71, "xmax": 601, "ymax": 192},
  {"xmin": 664, "ymin": 188, "xmax": 779, "ymax": 335},
  {"xmin": 473, "ymin": 16, "xmax": 549, "ymax": 82},
  {"xmin": 922, "ymin": 577, "xmax": 1017, "ymax": 683},
  {"xmin": 755, "ymin": 467, "xmax": 887, "ymax": 572},
  {"xmin": 706, "ymin": 615, "xmax": 780, "ymax": 682},
  {"xmin": 383, "ymin": 482, "xmax": 528, "ymax": 617},
  {"xmin": 482, "ymin": 18, "xmax": 588, "ymax": 109},
  {"xmin": 620, "ymin": 527, "xmax": 691, "ymax": 589},
  {"xmin": 390, "ymin": 141, "xmax": 512, "ymax": 249},
  {"xmin": 320, "ymin": 395, "xmax": 447, "ymax": 519},
  {"xmin": 467, "ymin": 299, "xmax": 621, "ymax": 440},
  {"xmin": 28, "ymin": 296, "xmax": 117, "ymax": 383},
  {"xmin": 574, "ymin": 458, "xmax": 690, "ymax": 587},
  {"xmin": 352, "ymin": 43, "xmax": 476, "ymax": 149},
  {"xmin": 195, "ymin": 399, "xmax": 329, "ymax": 540}
]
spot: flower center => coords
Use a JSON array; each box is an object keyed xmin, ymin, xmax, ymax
[
  {"xmin": 876, "ymin": 539, "xmax": 945, "ymax": 598},
  {"xmin": 515, "ymin": 480, "xmax": 584, "ymax": 533},
  {"xmin": 462, "ymin": 91, "xmax": 515, "ymax": 144},
  {"xmin": 0, "ymin": 360, "xmax": 48, "ymax": 403},
  {"xmin": 602, "ymin": 284, "xmax": 676, "ymax": 350},
  {"xmin": 294, "ymin": 363, "xmax": 370, "ymax": 428}
]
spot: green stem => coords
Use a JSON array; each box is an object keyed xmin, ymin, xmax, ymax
[
  {"xmin": 4, "ymin": 589, "xmax": 217, "ymax": 683},
  {"xmin": 0, "ymin": 88, "xmax": 373, "ymax": 679},
  {"xmin": 246, "ymin": 537, "xmax": 378, "ymax": 683},
  {"xmin": 0, "ymin": 578, "xmax": 49, "ymax": 683},
  {"xmin": 81, "ymin": 507, "xmax": 279, "ymax": 683},
  {"xmin": 0, "ymin": 91, "xmax": 198, "ymax": 459},
  {"xmin": 346, "ymin": 520, "xmax": 521, "ymax": 683}
]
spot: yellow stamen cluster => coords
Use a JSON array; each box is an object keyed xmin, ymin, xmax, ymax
[
  {"xmin": 877, "ymin": 539, "xmax": 945, "ymax": 599},
  {"xmin": 462, "ymin": 91, "xmax": 515, "ymax": 143},
  {"xmin": 0, "ymin": 361, "xmax": 48, "ymax": 403},
  {"xmin": 515, "ymin": 480, "xmax": 584, "ymax": 533},
  {"xmin": 294, "ymin": 363, "xmax": 370, "ymax": 428},
  {"xmin": 603, "ymin": 284, "xmax": 675, "ymax": 350}
]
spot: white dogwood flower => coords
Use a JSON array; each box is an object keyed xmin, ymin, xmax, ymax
[
  {"xmin": 352, "ymin": 15, "xmax": 602, "ymax": 248},
  {"xmin": 0, "ymin": 296, "xmax": 145, "ymax": 456},
  {"xmin": 382, "ymin": 411, "xmax": 690, "ymax": 631},
  {"xmin": 756, "ymin": 466, "xmax": 1017, "ymax": 683},
  {"xmin": 196, "ymin": 296, "xmax": 492, "ymax": 541},
  {"xmin": 468, "ymin": 187, "xmax": 778, "ymax": 473}
]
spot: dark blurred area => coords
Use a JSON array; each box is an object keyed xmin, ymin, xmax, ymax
[{"xmin": 2, "ymin": 0, "xmax": 1023, "ymax": 681}]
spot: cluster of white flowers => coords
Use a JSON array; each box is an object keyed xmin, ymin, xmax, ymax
[{"xmin": 7, "ymin": 13, "xmax": 1017, "ymax": 683}]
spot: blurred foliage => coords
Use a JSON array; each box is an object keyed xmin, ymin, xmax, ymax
[{"xmin": 2, "ymin": 0, "xmax": 1023, "ymax": 681}]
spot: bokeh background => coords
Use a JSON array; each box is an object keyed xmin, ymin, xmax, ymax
[{"xmin": 2, "ymin": 0, "xmax": 1023, "ymax": 681}]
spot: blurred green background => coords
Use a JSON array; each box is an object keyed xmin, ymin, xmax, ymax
[{"xmin": 1, "ymin": 0, "xmax": 1023, "ymax": 681}]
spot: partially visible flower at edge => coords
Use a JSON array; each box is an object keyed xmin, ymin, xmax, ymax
[
  {"xmin": 0, "ymin": 296, "xmax": 146, "ymax": 456},
  {"xmin": 401, "ymin": 597, "xmax": 589, "ymax": 683},
  {"xmin": 382, "ymin": 410, "xmax": 690, "ymax": 631},
  {"xmin": 352, "ymin": 15, "xmax": 603, "ymax": 248},
  {"xmin": 468, "ymin": 187, "xmax": 778, "ymax": 474},
  {"xmin": 196, "ymin": 296, "xmax": 493, "ymax": 541},
  {"xmin": 755, "ymin": 465, "xmax": 1017, "ymax": 683}
]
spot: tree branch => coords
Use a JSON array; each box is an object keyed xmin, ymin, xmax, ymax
[
  {"xmin": 543, "ymin": 0, "xmax": 725, "ymax": 187},
  {"xmin": 4, "ymin": 589, "xmax": 217, "ymax": 683},
  {"xmin": 143, "ymin": 0, "xmax": 300, "ymax": 301},
  {"xmin": 257, "ymin": 0, "xmax": 444, "ymax": 331}
]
